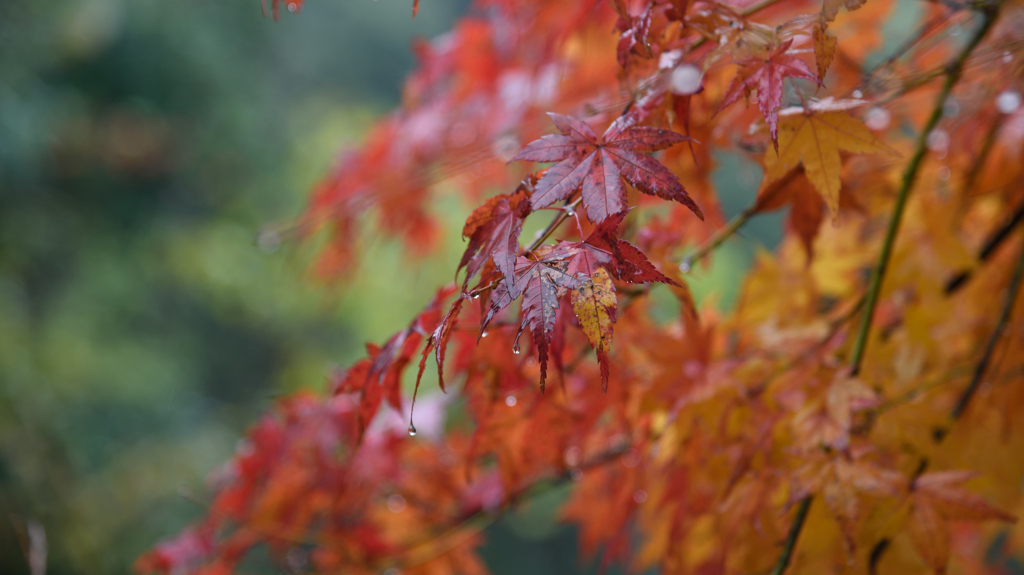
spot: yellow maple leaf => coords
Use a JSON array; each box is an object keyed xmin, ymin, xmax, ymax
[
  {"xmin": 571, "ymin": 267, "xmax": 617, "ymax": 391},
  {"xmin": 764, "ymin": 105, "xmax": 897, "ymax": 220}
]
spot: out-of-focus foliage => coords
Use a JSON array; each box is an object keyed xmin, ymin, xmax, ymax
[{"xmin": 0, "ymin": 0, "xmax": 469, "ymax": 572}]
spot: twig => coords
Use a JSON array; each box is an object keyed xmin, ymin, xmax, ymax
[
  {"xmin": 848, "ymin": 7, "xmax": 1001, "ymax": 377},
  {"xmin": 945, "ymin": 197, "xmax": 1024, "ymax": 293},
  {"xmin": 949, "ymin": 230, "xmax": 1024, "ymax": 421},
  {"xmin": 770, "ymin": 497, "xmax": 812, "ymax": 575}
]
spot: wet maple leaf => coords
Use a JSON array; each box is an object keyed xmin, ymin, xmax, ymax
[
  {"xmin": 484, "ymin": 246, "xmax": 583, "ymax": 391},
  {"xmin": 717, "ymin": 40, "xmax": 821, "ymax": 149},
  {"xmin": 764, "ymin": 102, "xmax": 897, "ymax": 220},
  {"xmin": 572, "ymin": 267, "xmax": 617, "ymax": 392},
  {"xmin": 578, "ymin": 210, "xmax": 681, "ymax": 286},
  {"xmin": 512, "ymin": 113, "xmax": 703, "ymax": 223},
  {"xmin": 458, "ymin": 184, "xmax": 531, "ymax": 291}
]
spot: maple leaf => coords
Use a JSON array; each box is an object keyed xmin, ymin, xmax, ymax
[
  {"xmin": 717, "ymin": 40, "xmax": 821, "ymax": 149},
  {"xmin": 578, "ymin": 210, "xmax": 681, "ymax": 286},
  {"xmin": 512, "ymin": 113, "xmax": 703, "ymax": 223},
  {"xmin": 812, "ymin": 26, "xmax": 838, "ymax": 81},
  {"xmin": 571, "ymin": 267, "xmax": 617, "ymax": 392},
  {"xmin": 763, "ymin": 103, "xmax": 897, "ymax": 220},
  {"xmin": 458, "ymin": 184, "xmax": 531, "ymax": 291},
  {"xmin": 483, "ymin": 246, "xmax": 583, "ymax": 391},
  {"xmin": 611, "ymin": 0, "xmax": 653, "ymax": 69},
  {"xmin": 908, "ymin": 470, "xmax": 1016, "ymax": 572}
]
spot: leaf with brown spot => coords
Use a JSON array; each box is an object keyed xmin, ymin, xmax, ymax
[{"xmin": 572, "ymin": 267, "xmax": 617, "ymax": 392}]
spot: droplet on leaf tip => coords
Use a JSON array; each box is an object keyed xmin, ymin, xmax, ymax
[
  {"xmin": 472, "ymin": 294, "xmax": 480, "ymax": 300},
  {"xmin": 481, "ymin": 330, "xmax": 489, "ymax": 338},
  {"xmin": 852, "ymin": 89, "xmax": 864, "ymax": 99},
  {"xmin": 408, "ymin": 425, "xmax": 417, "ymax": 436},
  {"xmin": 512, "ymin": 343, "xmax": 521, "ymax": 354},
  {"xmin": 565, "ymin": 205, "xmax": 575, "ymax": 217}
]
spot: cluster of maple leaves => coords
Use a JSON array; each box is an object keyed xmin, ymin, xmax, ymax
[{"xmin": 139, "ymin": 0, "xmax": 1024, "ymax": 574}]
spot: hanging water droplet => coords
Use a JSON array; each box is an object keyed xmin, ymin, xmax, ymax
[
  {"xmin": 408, "ymin": 425, "xmax": 417, "ymax": 436},
  {"xmin": 286, "ymin": 2, "xmax": 298, "ymax": 11},
  {"xmin": 472, "ymin": 293, "xmax": 480, "ymax": 300},
  {"xmin": 852, "ymin": 89, "xmax": 864, "ymax": 100},
  {"xmin": 565, "ymin": 205, "xmax": 575, "ymax": 217},
  {"xmin": 505, "ymin": 395, "xmax": 517, "ymax": 407},
  {"xmin": 512, "ymin": 343, "xmax": 521, "ymax": 354},
  {"xmin": 570, "ymin": 468, "xmax": 583, "ymax": 481},
  {"xmin": 679, "ymin": 259, "xmax": 691, "ymax": 274},
  {"xmin": 481, "ymin": 331, "xmax": 489, "ymax": 338}
]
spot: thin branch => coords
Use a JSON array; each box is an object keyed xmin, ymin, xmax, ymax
[
  {"xmin": 949, "ymin": 230, "xmax": 1024, "ymax": 420},
  {"xmin": 770, "ymin": 497, "xmax": 812, "ymax": 575},
  {"xmin": 848, "ymin": 6, "xmax": 1001, "ymax": 377},
  {"xmin": 945, "ymin": 197, "xmax": 1024, "ymax": 293}
]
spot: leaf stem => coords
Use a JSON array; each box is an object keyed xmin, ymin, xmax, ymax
[
  {"xmin": 770, "ymin": 497, "xmax": 812, "ymax": 575},
  {"xmin": 848, "ymin": 7, "xmax": 1000, "ymax": 377}
]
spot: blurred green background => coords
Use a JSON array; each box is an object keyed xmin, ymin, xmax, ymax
[
  {"xmin": 0, "ymin": 0, "xmax": 924, "ymax": 572},
  {"xmin": 0, "ymin": 0, "xmax": 477, "ymax": 572}
]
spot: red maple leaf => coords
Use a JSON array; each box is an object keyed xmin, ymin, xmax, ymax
[
  {"xmin": 716, "ymin": 40, "xmax": 821, "ymax": 149},
  {"xmin": 483, "ymin": 246, "xmax": 583, "ymax": 391},
  {"xmin": 512, "ymin": 113, "xmax": 703, "ymax": 223},
  {"xmin": 458, "ymin": 182, "xmax": 532, "ymax": 291}
]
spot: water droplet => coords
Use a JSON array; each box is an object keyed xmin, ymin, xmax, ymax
[
  {"xmin": 670, "ymin": 64, "xmax": 703, "ymax": 95},
  {"xmin": 564, "ymin": 446, "xmax": 583, "ymax": 467},
  {"xmin": 926, "ymin": 129, "xmax": 949, "ymax": 158},
  {"xmin": 937, "ymin": 165, "xmax": 951, "ymax": 181},
  {"xmin": 633, "ymin": 490, "xmax": 648, "ymax": 504},
  {"xmin": 852, "ymin": 89, "xmax": 864, "ymax": 99},
  {"xmin": 387, "ymin": 494, "xmax": 407, "ymax": 513},
  {"xmin": 505, "ymin": 395, "xmax": 517, "ymax": 407},
  {"xmin": 481, "ymin": 331, "xmax": 489, "ymax": 338},
  {"xmin": 1002, "ymin": 51, "xmax": 1014, "ymax": 64},
  {"xmin": 565, "ymin": 205, "xmax": 575, "ymax": 217},
  {"xmin": 864, "ymin": 106, "xmax": 891, "ymax": 131},
  {"xmin": 997, "ymin": 90, "xmax": 1022, "ymax": 114},
  {"xmin": 570, "ymin": 468, "xmax": 583, "ymax": 481},
  {"xmin": 472, "ymin": 294, "xmax": 480, "ymax": 300},
  {"xmin": 679, "ymin": 259, "xmax": 691, "ymax": 273},
  {"xmin": 408, "ymin": 425, "xmax": 417, "ymax": 436},
  {"xmin": 256, "ymin": 229, "xmax": 281, "ymax": 254},
  {"xmin": 512, "ymin": 343, "xmax": 521, "ymax": 354}
]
